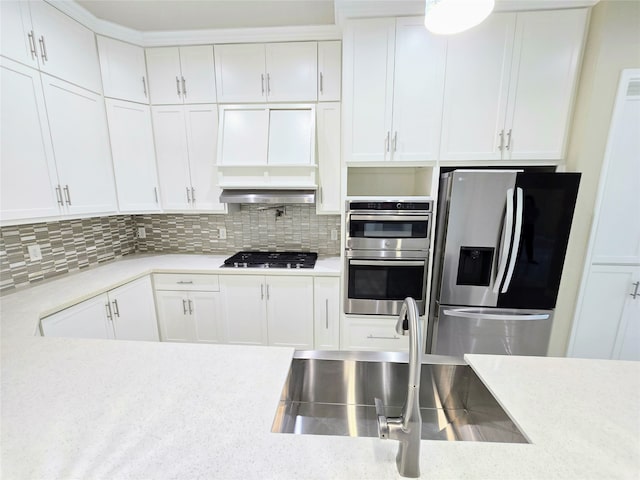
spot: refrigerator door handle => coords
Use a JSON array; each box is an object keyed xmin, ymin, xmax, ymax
[
  {"xmin": 502, "ymin": 187, "xmax": 524, "ymax": 293},
  {"xmin": 493, "ymin": 188, "xmax": 514, "ymax": 294},
  {"xmin": 442, "ymin": 308, "xmax": 550, "ymax": 321}
]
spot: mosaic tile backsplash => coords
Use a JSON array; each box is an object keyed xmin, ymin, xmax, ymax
[{"xmin": 0, "ymin": 206, "xmax": 341, "ymax": 293}]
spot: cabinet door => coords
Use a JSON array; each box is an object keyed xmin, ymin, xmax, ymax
[
  {"xmin": 97, "ymin": 35, "xmax": 148, "ymax": 103},
  {"xmin": 267, "ymin": 109, "xmax": 314, "ymax": 165},
  {"xmin": 41, "ymin": 294, "xmax": 114, "ymax": 340},
  {"xmin": 265, "ymin": 42, "xmax": 317, "ymax": 102},
  {"xmin": 266, "ymin": 276, "xmax": 314, "ymax": 349},
  {"xmin": 440, "ymin": 13, "xmax": 516, "ymax": 161},
  {"xmin": 219, "ymin": 275, "xmax": 268, "ymax": 345},
  {"xmin": 344, "ymin": 18, "xmax": 395, "ymax": 163},
  {"xmin": 152, "ymin": 106, "xmax": 192, "ymax": 210},
  {"xmin": 506, "ymin": 9, "xmax": 588, "ymax": 160},
  {"xmin": 391, "ymin": 17, "xmax": 446, "ymax": 162},
  {"xmin": 191, "ymin": 291, "xmax": 223, "ymax": 343},
  {"xmin": 570, "ymin": 266, "xmax": 638, "ymax": 359},
  {"xmin": 29, "ymin": 0, "xmax": 102, "ymax": 93},
  {"xmin": 106, "ymin": 99, "xmax": 160, "ymax": 212},
  {"xmin": 218, "ymin": 107, "xmax": 269, "ymax": 165},
  {"xmin": 318, "ymin": 41, "xmax": 341, "ymax": 102},
  {"xmin": 316, "ymin": 102, "xmax": 341, "ymax": 214},
  {"xmin": 314, "ymin": 277, "xmax": 340, "ymax": 350},
  {"xmin": 185, "ymin": 104, "xmax": 225, "ymax": 212},
  {"xmin": 0, "ymin": 58, "xmax": 61, "ymax": 223},
  {"xmin": 110, "ymin": 276, "xmax": 159, "ymax": 342},
  {"xmin": 613, "ymin": 272, "xmax": 640, "ymax": 361},
  {"xmin": 0, "ymin": 0, "xmax": 39, "ymax": 68},
  {"xmin": 214, "ymin": 44, "xmax": 266, "ymax": 103},
  {"xmin": 146, "ymin": 47, "xmax": 182, "ymax": 104},
  {"xmin": 341, "ymin": 316, "xmax": 409, "ymax": 352},
  {"xmin": 155, "ymin": 290, "xmax": 191, "ymax": 342},
  {"xmin": 179, "ymin": 46, "xmax": 216, "ymax": 104},
  {"xmin": 41, "ymin": 75, "xmax": 117, "ymax": 216}
]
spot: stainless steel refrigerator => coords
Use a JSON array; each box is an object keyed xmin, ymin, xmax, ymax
[{"xmin": 428, "ymin": 170, "xmax": 580, "ymax": 356}]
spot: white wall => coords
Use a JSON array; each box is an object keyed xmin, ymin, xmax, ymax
[{"xmin": 549, "ymin": 0, "xmax": 640, "ymax": 356}]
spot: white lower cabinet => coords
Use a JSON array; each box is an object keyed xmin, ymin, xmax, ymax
[
  {"xmin": 41, "ymin": 276, "xmax": 159, "ymax": 342},
  {"xmin": 314, "ymin": 277, "xmax": 340, "ymax": 349},
  {"xmin": 341, "ymin": 316, "xmax": 413, "ymax": 352},
  {"xmin": 154, "ymin": 274, "xmax": 223, "ymax": 344},
  {"xmin": 219, "ymin": 275, "xmax": 314, "ymax": 348}
]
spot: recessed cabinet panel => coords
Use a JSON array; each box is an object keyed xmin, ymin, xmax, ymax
[
  {"xmin": 219, "ymin": 108, "xmax": 269, "ymax": 165},
  {"xmin": 109, "ymin": 276, "xmax": 159, "ymax": 342},
  {"xmin": 265, "ymin": 42, "xmax": 317, "ymax": 102},
  {"xmin": 220, "ymin": 275, "xmax": 268, "ymax": 345},
  {"xmin": 146, "ymin": 47, "xmax": 182, "ymax": 104},
  {"xmin": 267, "ymin": 110, "xmax": 314, "ymax": 165},
  {"xmin": 156, "ymin": 290, "xmax": 192, "ymax": 342},
  {"xmin": 266, "ymin": 276, "xmax": 314, "ymax": 348},
  {"xmin": 0, "ymin": 58, "xmax": 60, "ymax": 222},
  {"xmin": 214, "ymin": 43, "xmax": 266, "ymax": 103},
  {"xmin": 0, "ymin": 0, "xmax": 39, "ymax": 68},
  {"xmin": 191, "ymin": 291, "xmax": 223, "ymax": 343},
  {"xmin": 41, "ymin": 295, "xmax": 114, "ymax": 340},
  {"xmin": 314, "ymin": 277, "xmax": 340, "ymax": 349},
  {"xmin": 318, "ymin": 41, "xmax": 341, "ymax": 102},
  {"xmin": 179, "ymin": 45, "xmax": 216, "ymax": 104},
  {"xmin": 97, "ymin": 36, "xmax": 148, "ymax": 103},
  {"xmin": 106, "ymin": 99, "xmax": 160, "ymax": 212},
  {"xmin": 316, "ymin": 102, "xmax": 341, "ymax": 214}
]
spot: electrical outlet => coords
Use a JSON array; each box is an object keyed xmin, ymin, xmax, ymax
[
  {"xmin": 28, "ymin": 244, "xmax": 42, "ymax": 262},
  {"xmin": 331, "ymin": 229, "xmax": 338, "ymax": 241},
  {"xmin": 218, "ymin": 227, "xmax": 227, "ymax": 240},
  {"xmin": 137, "ymin": 227, "xmax": 146, "ymax": 239}
]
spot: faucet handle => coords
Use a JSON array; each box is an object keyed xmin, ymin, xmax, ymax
[{"xmin": 374, "ymin": 397, "xmax": 389, "ymax": 439}]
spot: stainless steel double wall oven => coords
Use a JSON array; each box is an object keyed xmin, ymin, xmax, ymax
[{"xmin": 344, "ymin": 198, "xmax": 433, "ymax": 316}]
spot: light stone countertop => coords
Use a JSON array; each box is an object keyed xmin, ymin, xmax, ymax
[{"xmin": 1, "ymin": 254, "xmax": 639, "ymax": 479}]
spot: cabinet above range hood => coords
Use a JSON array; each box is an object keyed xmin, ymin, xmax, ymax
[{"xmin": 219, "ymin": 189, "xmax": 316, "ymax": 205}]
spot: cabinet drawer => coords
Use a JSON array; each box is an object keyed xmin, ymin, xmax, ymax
[
  {"xmin": 153, "ymin": 273, "xmax": 219, "ymax": 291},
  {"xmin": 341, "ymin": 317, "xmax": 410, "ymax": 352}
]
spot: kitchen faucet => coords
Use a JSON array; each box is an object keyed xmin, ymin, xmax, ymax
[{"xmin": 375, "ymin": 297, "xmax": 423, "ymax": 478}]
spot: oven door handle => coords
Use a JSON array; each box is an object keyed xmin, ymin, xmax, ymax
[
  {"xmin": 350, "ymin": 260, "xmax": 425, "ymax": 267},
  {"xmin": 349, "ymin": 214, "xmax": 431, "ymax": 222}
]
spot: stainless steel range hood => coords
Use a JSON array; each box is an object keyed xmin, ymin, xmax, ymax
[{"xmin": 219, "ymin": 189, "xmax": 316, "ymax": 205}]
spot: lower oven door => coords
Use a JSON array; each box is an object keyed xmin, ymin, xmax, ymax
[{"xmin": 345, "ymin": 257, "xmax": 427, "ymax": 315}]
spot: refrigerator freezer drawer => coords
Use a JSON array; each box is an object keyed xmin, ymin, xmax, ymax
[{"xmin": 432, "ymin": 306, "xmax": 553, "ymax": 356}]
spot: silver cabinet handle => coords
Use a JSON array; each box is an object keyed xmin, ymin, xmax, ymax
[
  {"xmin": 181, "ymin": 76, "xmax": 187, "ymax": 97},
  {"xmin": 261, "ymin": 74, "xmax": 265, "ymax": 95},
  {"xmin": 267, "ymin": 73, "xmax": 271, "ymax": 94},
  {"xmin": 38, "ymin": 36, "xmax": 47, "ymax": 62},
  {"xmin": 55, "ymin": 185, "xmax": 64, "ymax": 206},
  {"xmin": 266, "ymin": 284, "xmax": 270, "ymax": 300},
  {"xmin": 63, "ymin": 185, "xmax": 71, "ymax": 205},
  {"xmin": 261, "ymin": 284, "xmax": 264, "ymax": 300},
  {"xmin": 506, "ymin": 129, "xmax": 512, "ymax": 151},
  {"xmin": 319, "ymin": 72, "xmax": 324, "ymax": 94},
  {"xmin": 367, "ymin": 334, "xmax": 400, "ymax": 340},
  {"xmin": 154, "ymin": 187, "xmax": 158, "ymax": 203},
  {"xmin": 498, "ymin": 130, "xmax": 504, "ymax": 151},
  {"xmin": 112, "ymin": 299, "xmax": 120, "ymax": 318},
  {"xmin": 186, "ymin": 187, "xmax": 191, "ymax": 203},
  {"xmin": 182, "ymin": 299, "xmax": 188, "ymax": 315},
  {"xmin": 631, "ymin": 281, "xmax": 640, "ymax": 299},
  {"xmin": 105, "ymin": 303, "xmax": 113, "ymax": 321},
  {"xmin": 385, "ymin": 132, "xmax": 390, "ymax": 152},
  {"xmin": 177, "ymin": 280, "xmax": 193, "ymax": 285},
  {"xmin": 319, "ymin": 187, "xmax": 323, "ymax": 203},
  {"xmin": 191, "ymin": 187, "xmax": 195, "ymax": 203},
  {"xmin": 176, "ymin": 76, "xmax": 181, "ymax": 97},
  {"xmin": 188, "ymin": 299, "xmax": 193, "ymax": 314},
  {"xmin": 142, "ymin": 76, "xmax": 147, "ymax": 97},
  {"xmin": 393, "ymin": 131, "xmax": 398, "ymax": 152},
  {"xmin": 28, "ymin": 31, "xmax": 36, "ymax": 59},
  {"xmin": 325, "ymin": 299, "xmax": 329, "ymax": 329}
]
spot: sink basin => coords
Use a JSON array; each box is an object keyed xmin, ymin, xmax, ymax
[{"xmin": 272, "ymin": 350, "xmax": 529, "ymax": 443}]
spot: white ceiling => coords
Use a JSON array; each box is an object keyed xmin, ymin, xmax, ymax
[{"xmin": 76, "ymin": 0, "xmax": 337, "ymax": 31}]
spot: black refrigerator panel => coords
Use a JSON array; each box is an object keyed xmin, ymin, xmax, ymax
[{"xmin": 497, "ymin": 172, "xmax": 581, "ymax": 309}]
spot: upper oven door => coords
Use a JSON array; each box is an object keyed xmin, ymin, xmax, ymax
[{"xmin": 346, "ymin": 214, "xmax": 431, "ymax": 251}]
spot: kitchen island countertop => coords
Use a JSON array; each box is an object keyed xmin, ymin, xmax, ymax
[{"xmin": 1, "ymin": 254, "xmax": 638, "ymax": 479}]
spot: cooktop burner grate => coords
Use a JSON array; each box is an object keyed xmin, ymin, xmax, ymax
[{"xmin": 223, "ymin": 251, "xmax": 318, "ymax": 269}]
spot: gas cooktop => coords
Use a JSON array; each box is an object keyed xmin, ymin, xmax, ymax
[{"xmin": 223, "ymin": 251, "xmax": 318, "ymax": 269}]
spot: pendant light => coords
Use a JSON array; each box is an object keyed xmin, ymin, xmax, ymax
[{"xmin": 424, "ymin": 0, "xmax": 495, "ymax": 35}]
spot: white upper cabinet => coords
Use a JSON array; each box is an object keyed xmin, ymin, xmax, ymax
[
  {"xmin": 146, "ymin": 46, "xmax": 216, "ymax": 104},
  {"xmin": 344, "ymin": 17, "xmax": 446, "ymax": 163},
  {"xmin": 97, "ymin": 35, "xmax": 148, "ymax": 103},
  {"xmin": 316, "ymin": 102, "xmax": 341, "ymax": 214},
  {"xmin": 0, "ymin": 1, "xmax": 39, "ymax": 68},
  {"xmin": 41, "ymin": 74, "xmax": 117, "ymax": 216},
  {"xmin": 440, "ymin": 9, "xmax": 588, "ymax": 162},
  {"xmin": 105, "ymin": 99, "xmax": 161, "ymax": 212},
  {"xmin": 215, "ymin": 42, "xmax": 317, "ymax": 103},
  {"xmin": 0, "ymin": 58, "xmax": 60, "ymax": 223},
  {"xmin": 318, "ymin": 41, "xmax": 341, "ymax": 102},
  {"xmin": 29, "ymin": 1, "xmax": 102, "ymax": 93}
]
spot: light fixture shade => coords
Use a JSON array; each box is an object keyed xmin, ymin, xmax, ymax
[{"xmin": 424, "ymin": 0, "xmax": 495, "ymax": 35}]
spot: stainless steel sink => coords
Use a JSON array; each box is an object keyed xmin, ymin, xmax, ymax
[{"xmin": 272, "ymin": 350, "xmax": 528, "ymax": 443}]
